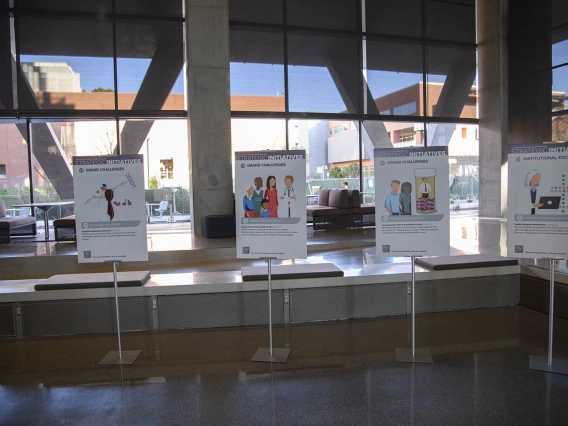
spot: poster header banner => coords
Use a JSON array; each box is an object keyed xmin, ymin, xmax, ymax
[
  {"xmin": 508, "ymin": 143, "xmax": 568, "ymax": 155},
  {"xmin": 73, "ymin": 155, "xmax": 144, "ymax": 166},
  {"xmin": 375, "ymin": 146, "xmax": 448, "ymax": 158},
  {"xmin": 235, "ymin": 151, "xmax": 306, "ymax": 161}
]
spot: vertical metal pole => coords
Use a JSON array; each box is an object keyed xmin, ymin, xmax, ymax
[
  {"xmin": 411, "ymin": 256, "xmax": 416, "ymax": 357},
  {"xmin": 26, "ymin": 119, "xmax": 35, "ymax": 204},
  {"xmin": 548, "ymin": 259, "xmax": 555, "ymax": 366},
  {"xmin": 146, "ymin": 138, "xmax": 150, "ymax": 188},
  {"xmin": 267, "ymin": 259, "xmax": 273, "ymax": 356},
  {"xmin": 113, "ymin": 261, "xmax": 123, "ymax": 359}
]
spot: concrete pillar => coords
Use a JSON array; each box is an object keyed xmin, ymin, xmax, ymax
[
  {"xmin": 185, "ymin": 0, "xmax": 233, "ymax": 236},
  {"xmin": 508, "ymin": 0, "xmax": 552, "ymax": 145},
  {"xmin": 477, "ymin": 0, "xmax": 509, "ymax": 218}
]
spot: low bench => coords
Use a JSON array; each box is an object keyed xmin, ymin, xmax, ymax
[
  {"xmin": 415, "ymin": 254, "xmax": 519, "ymax": 271},
  {"xmin": 34, "ymin": 271, "xmax": 151, "ymax": 290},
  {"xmin": 53, "ymin": 215, "xmax": 76, "ymax": 242},
  {"xmin": 0, "ymin": 200, "xmax": 37, "ymax": 244},
  {"xmin": 241, "ymin": 263, "xmax": 344, "ymax": 281}
]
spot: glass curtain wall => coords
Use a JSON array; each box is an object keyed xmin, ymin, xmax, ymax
[
  {"xmin": 229, "ymin": 0, "xmax": 478, "ymax": 214},
  {"xmin": 0, "ymin": 1, "xmax": 187, "ymax": 236}
]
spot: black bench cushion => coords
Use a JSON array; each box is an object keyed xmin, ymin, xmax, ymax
[
  {"xmin": 34, "ymin": 271, "xmax": 151, "ymax": 290},
  {"xmin": 328, "ymin": 189, "xmax": 349, "ymax": 209},
  {"xmin": 415, "ymin": 255, "xmax": 518, "ymax": 271},
  {"xmin": 0, "ymin": 216, "xmax": 36, "ymax": 229},
  {"xmin": 53, "ymin": 215, "xmax": 76, "ymax": 227},
  {"xmin": 241, "ymin": 263, "xmax": 344, "ymax": 281},
  {"xmin": 318, "ymin": 188, "xmax": 331, "ymax": 206}
]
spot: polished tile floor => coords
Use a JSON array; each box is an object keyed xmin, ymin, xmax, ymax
[{"xmin": 1, "ymin": 306, "xmax": 568, "ymax": 425}]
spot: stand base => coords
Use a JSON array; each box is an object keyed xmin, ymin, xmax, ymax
[
  {"xmin": 250, "ymin": 347, "xmax": 291, "ymax": 363},
  {"xmin": 529, "ymin": 355, "xmax": 568, "ymax": 375},
  {"xmin": 98, "ymin": 350, "xmax": 142, "ymax": 366},
  {"xmin": 395, "ymin": 347, "xmax": 433, "ymax": 364}
]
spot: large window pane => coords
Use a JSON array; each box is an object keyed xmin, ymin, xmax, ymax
[
  {"xmin": 366, "ymin": 40, "xmax": 423, "ymax": 116},
  {"xmin": 427, "ymin": 45, "xmax": 477, "ymax": 119},
  {"xmin": 229, "ymin": 0, "xmax": 283, "ymax": 25},
  {"xmin": 295, "ymin": 119, "xmax": 363, "ymax": 206},
  {"xmin": 553, "ymin": 65, "xmax": 568, "ymax": 112},
  {"xmin": 120, "ymin": 119, "xmax": 189, "ymax": 224},
  {"xmin": 287, "ymin": 0, "xmax": 358, "ymax": 32},
  {"xmin": 0, "ymin": 122, "xmax": 31, "ymax": 213},
  {"xmin": 18, "ymin": 15, "xmax": 114, "ymax": 110},
  {"xmin": 116, "ymin": 21, "xmax": 184, "ymax": 111},
  {"xmin": 426, "ymin": 0, "xmax": 476, "ymax": 44},
  {"xmin": 230, "ymin": 29, "xmax": 285, "ymax": 112},
  {"xmin": 288, "ymin": 33, "xmax": 361, "ymax": 114},
  {"xmin": 231, "ymin": 119, "xmax": 286, "ymax": 182},
  {"xmin": 366, "ymin": 0, "xmax": 422, "ymax": 38}
]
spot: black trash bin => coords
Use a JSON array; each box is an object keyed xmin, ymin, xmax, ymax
[{"xmin": 203, "ymin": 215, "xmax": 236, "ymax": 238}]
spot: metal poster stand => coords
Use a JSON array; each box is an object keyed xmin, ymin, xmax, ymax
[
  {"xmin": 251, "ymin": 258, "xmax": 291, "ymax": 363},
  {"xmin": 395, "ymin": 256, "xmax": 433, "ymax": 363},
  {"xmin": 98, "ymin": 261, "xmax": 142, "ymax": 366},
  {"xmin": 529, "ymin": 258, "xmax": 568, "ymax": 374}
]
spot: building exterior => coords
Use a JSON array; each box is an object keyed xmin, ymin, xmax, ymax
[{"xmin": 21, "ymin": 62, "xmax": 82, "ymax": 93}]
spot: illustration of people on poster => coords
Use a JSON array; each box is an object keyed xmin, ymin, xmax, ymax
[
  {"xmin": 73, "ymin": 155, "xmax": 148, "ymax": 263},
  {"xmin": 375, "ymin": 147, "xmax": 450, "ymax": 257},
  {"xmin": 235, "ymin": 150, "xmax": 307, "ymax": 259},
  {"xmin": 507, "ymin": 143, "xmax": 568, "ymax": 258}
]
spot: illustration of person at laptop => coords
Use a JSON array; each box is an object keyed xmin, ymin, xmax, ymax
[
  {"xmin": 525, "ymin": 169, "xmax": 543, "ymax": 215},
  {"xmin": 524, "ymin": 169, "xmax": 562, "ymax": 215}
]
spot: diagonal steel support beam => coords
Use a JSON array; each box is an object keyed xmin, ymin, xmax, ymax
[
  {"xmin": 119, "ymin": 37, "xmax": 184, "ymax": 155},
  {"xmin": 326, "ymin": 54, "xmax": 393, "ymax": 155}
]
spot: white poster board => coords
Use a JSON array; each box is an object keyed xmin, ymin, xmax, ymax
[
  {"xmin": 235, "ymin": 150, "xmax": 307, "ymax": 259},
  {"xmin": 507, "ymin": 143, "xmax": 568, "ymax": 258},
  {"xmin": 73, "ymin": 155, "xmax": 148, "ymax": 263},
  {"xmin": 375, "ymin": 146, "xmax": 450, "ymax": 257}
]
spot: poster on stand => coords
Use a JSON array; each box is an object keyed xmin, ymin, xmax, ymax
[
  {"xmin": 235, "ymin": 150, "xmax": 307, "ymax": 259},
  {"xmin": 507, "ymin": 143, "xmax": 568, "ymax": 258},
  {"xmin": 375, "ymin": 146, "xmax": 450, "ymax": 257},
  {"xmin": 73, "ymin": 155, "xmax": 148, "ymax": 263}
]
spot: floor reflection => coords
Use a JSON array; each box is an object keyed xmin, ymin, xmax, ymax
[{"xmin": 1, "ymin": 307, "xmax": 567, "ymax": 424}]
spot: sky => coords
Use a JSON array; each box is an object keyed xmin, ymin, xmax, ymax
[{"xmin": 21, "ymin": 55, "xmax": 185, "ymax": 94}]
